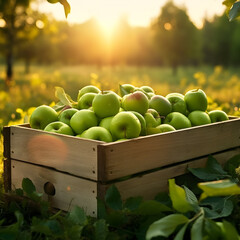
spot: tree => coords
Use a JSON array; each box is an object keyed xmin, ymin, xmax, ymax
[
  {"xmin": 0, "ymin": 0, "xmax": 32, "ymax": 85},
  {"xmin": 152, "ymin": 1, "xmax": 201, "ymax": 72}
]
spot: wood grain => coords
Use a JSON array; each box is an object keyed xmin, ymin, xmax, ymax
[
  {"xmin": 11, "ymin": 160, "xmax": 98, "ymax": 217},
  {"xmin": 99, "ymin": 147, "xmax": 240, "ymax": 200},
  {"xmin": 99, "ymin": 118, "xmax": 240, "ymax": 181},
  {"xmin": 10, "ymin": 125, "xmax": 101, "ymax": 180}
]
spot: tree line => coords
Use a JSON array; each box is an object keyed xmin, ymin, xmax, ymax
[{"xmin": 0, "ymin": 1, "xmax": 239, "ymax": 84}]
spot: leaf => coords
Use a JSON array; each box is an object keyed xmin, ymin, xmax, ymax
[
  {"xmin": 119, "ymin": 84, "xmax": 131, "ymax": 96},
  {"xmin": 198, "ymin": 179, "xmax": 240, "ymax": 200},
  {"xmin": 219, "ymin": 220, "xmax": 240, "ymax": 240},
  {"xmin": 105, "ymin": 185, "xmax": 122, "ymax": 210},
  {"xmin": 124, "ymin": 196, "xmax": 143, "ymax": 211},
  {"xmin": 200, "ymin": 197, "xmax": 234, "ymax": 219},
  {"xmin": 47, "ymin": 0, "xmax": 60, "ymax": 3},
  {"xmin": 52, "ymin": 101, "xmax": 66, "ymax": 112},
  {"xmin": 191, "ymin": 215, "xmax": 204, "ymax": 240},
  {"xmin": 224, "ymin": 154, "xmax": 240, "ymax": 179},
  {"xmin": 229, "ymin": 1, "xmax": 240, "ymax": 21},
  {"xmin": 136, "ymin": 200, "xmax": 172, "ymax": 216},
  {"xmin": 169, "ymin": 179, "xmax": 194, "ymax": 213},
  {"xmin": 22, "ymin": 178, "xmax": 36, "ymax": 195},
  {"xmin": 174, "ymin": 222, "xmax": 189, "ymax": 240},
  {"xmin": 68, "ymin": 206, "xmax": 87, "ymax": 225},
  {"xmin": 60, "ymin": 0, "xmax": 71, "ymax": 18},
  {"xmin": 183, "ymin": 186, "xmax": 199, "ymax": 211},
  {"xmin": 188, "ymin": 155, "xmax": 229, "ymax": 181},
  {"xmin": 203, "ymin": 219, "xmax": 222, "ymax": 239},
  {"xmin": 146, "ymin": 214, "xmax": 189, "ymax": 240},
  {"xmin": 55, "ymin": 86, "xmax": 75, "ymax": 107},
  {"xmin": 94, "ymin": 219, "xmax": 109, "ymax": 240},
  {"xmin": 223, "ymin": 0, "xmax": 237, "ymax": 7}
]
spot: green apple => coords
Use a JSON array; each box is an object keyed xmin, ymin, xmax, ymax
[
  {"xmin": 166, "ymin": 92, "xmax": 184, "ymax": 99},
  {"xmin": 30, "ymin": 105, "xmax": 58, "ymax": 130},
  {"xmin": 119, "ymin": 84, "xmax": 135, "ymax": 97},
  {"xmin": 70, "ymin": 109, "xmax": 98, "ymax": 135},
  {"xmin": 122, "ymin": 91, "xmax": 149, "ymax": 115},
  {"xmin": 92, "ymin": 91, "xmax": 120, "ymax": 119},
  {"xmin": 79, "ymin": 126, "xmax": 112, "ymax": 142},
  {"xmin": 140, "ymin": 85, "xmax": 155, "ymax": 94},
  {"xmin": 58, "ymin": 108, "xmax": 78, "ymax": 126},
  {"xmin": 147, "ymin": 124, "xmax": 176, "ymax": 135},
  {"xmin": 149, "ymin": 95, "xmax": 172, "ymax": 117},
  {"xmin": 184, "ymin": 89, "xmax": 208, "ymax": 112},
  {"xmin": 77, "ymin": 85, "xmax": 101, "ymax": 101},
  {"xmin": 99, "ymin": 116, "xmax": 114, "ymax": 131},
  {"xmin": 77, "ymin": 92, "xmax": 97, "ymax": 109},
  {"xmin": 130, "ymin": 111, "xmax": 147, "ymax": 136},
  {"xmin": 144, "ymin": 108, "xmax": 161, "ymax": 128},
  {"xmin": 208, "ymin": 110, "xmax": 229, "ymax": 123},
  {"xmin": 166, "ymin": 95, "xmax": 187, "ymax": 115},
  {"xmin": 164, "ymin": 112, "xmax": 191, "ymax": 130},
  {"xmin": 110, "ymin": 111, "xmax": 141, "ymax": 140},
  {"xmin": 133, "ymin": 87, "xmax": 151, "ymax": 99},
  {"xmin": 188, "ymin": 110, "xmax": 211, "ymax": 126},
  {"xmin": 44, "ymin": 121, "xmax": 74, "ymax": 136}
]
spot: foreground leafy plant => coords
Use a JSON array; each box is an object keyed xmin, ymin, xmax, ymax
[{"xmin": 0, "ymin": 154, "xmax": 240, "ymax": 239}]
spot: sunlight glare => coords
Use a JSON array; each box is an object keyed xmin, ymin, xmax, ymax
[{"xmin": 97, "ymin": 16, "xmax": 118, "ymax": 39}]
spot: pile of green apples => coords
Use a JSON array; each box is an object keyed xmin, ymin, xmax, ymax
[{"xmin": 29, "ymin": 84, "xmax": 229, "ymax": 142}]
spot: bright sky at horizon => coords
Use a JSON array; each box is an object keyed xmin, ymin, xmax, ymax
[{"xmin": 37, "ymin": 0, "xmax": 226, "ymax": 30}]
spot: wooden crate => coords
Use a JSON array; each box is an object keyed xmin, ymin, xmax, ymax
[{"xmin": 3, "ymin": 117, "xmax": 240, "ymax": 217}]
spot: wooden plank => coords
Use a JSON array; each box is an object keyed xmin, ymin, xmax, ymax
[
  {"xmin": 3, "ymin": 126, "xmax": 11, "ymax": 192},
  {"xmin": 11, "ymin": 160, "xmax": 98, "ymax": 217},
  {"xmin": 99, "ymin": 118, "xmax": 240, "ymax": 181},
  {"xmin": 10, "ymin": 125, "xmax": 100, "ymax": 181},
  {"xmin": 99, "ymin": 148, "xmax": 240, "ymax": 200}
]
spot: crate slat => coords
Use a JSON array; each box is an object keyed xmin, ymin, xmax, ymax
[
  {"xmin": 99, "ymin": 118, "xmax": 240, "ymax": 181},
  {"xmin": 11, "ymin": 160, "xmax": 98, "ymax": 217},
  {"xmin": 10, "ymin": 125, "xmax": 101, "ymax": 180},
  {"xmin": 98, "ymin": 147, "xmax": 240, "ymax": 200}
]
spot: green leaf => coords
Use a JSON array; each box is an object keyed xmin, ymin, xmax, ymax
[
  {"xmin": 218, "ymin": 220, "xmax": 240, "ymax": 240},
  {"xmin": 124, "ymin": 196, "xmax": 143, "ymax": 211},
  {"xmin": 201, "ymin": 197, "xmax": 233, "ymax": 219},
  {"xmin": 52, "ymin": 101, "xmax": 66, "ymax": 112},
  {"xmin": 15, "ymin": 211, "xmax": 24, "ymax": 228},
  {"xmin": 60, "ymin": 0, "xmax": 71, "ymax": 18},
  {"xmin": 15, "ymin": 188, "xmax": 24, "ymax": 196},
  {"xmin": 173, "ymin": 222, "xmax": 188, "ymax": 240},
  {"xmin": 203, "ymin": 218, "xmax": 222, "ymax": 239},
  {"xmin": 229, "ymin": 1, "xmax": 240, "ymax": 21},
  {"xmin": 105, "ymin": 185, "xmax": 122, "ymax": 210},
  {"xmin": 188, "ymin": 155, "xmax": 229, "ymax": 181},
  {"xmin": 47, "ymin": 0, "xmax": 60, "ymax": 3},
  {"xmin": 191, "ymin": 215, "xmax": 204, "ymax": 240},
  {"xmin": 136, "ymin": 200, "xmax": 172, "ymax": 216},
  {"xmin": 94, "ymin": 219, "xmax": 109, "ymax": 240},
  {"xmin": 55, "ymin": 86, "xmax": 75, "ymax": 107},
  {"xmin": 68, "ymin": 206, "xmax": 87, "ymax": 225},
  {"xmin": 169, "ymin": 179, "xmax": 194, "ymax": 213},
  {"xmin": 146, "ymin": 214, "xmax": 189, "ymax": 240},
  {"xmin": 224, "ymin": 154, "xmax": 240, "ymax": 179},
  {"xmin": 223, "ymin": 0, "xmax": 238, "ymax": 8},
  {"xmin": 183, "ymin": 186, "xmax": 199, "ymax": 211},
  {"xmin": 22, "ymin": 178, "xmax": 36, "ymax": 195},
  {"xmin": 119, "ymin": 84, "xmax": 131, "ymax": 96},
  {"xmin": 199, "ymin": 179, "xmax": 240, "ymax": 200}
]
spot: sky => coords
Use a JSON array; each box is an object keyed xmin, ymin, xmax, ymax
[{"xmin": 37, "ymin": 0, "xmax": 226, "ymax": 30}]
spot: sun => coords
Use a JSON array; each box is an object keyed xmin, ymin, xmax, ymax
[{"xmin": 97, "ymin": 19, "xmax": 116, "ymax": 39}]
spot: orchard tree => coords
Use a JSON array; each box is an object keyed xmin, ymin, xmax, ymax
[
  {"xmin": 152, "ymin": 1, "xmax": 201, "ymax": 73},
  {"xmin": 0, "ymin": 0, "xmax": 69, "ymax": 87}
]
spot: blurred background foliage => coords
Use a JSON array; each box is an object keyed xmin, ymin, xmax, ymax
[{"xmin": 1, "ymin": 0, "xmax": 240, "ymax": 168}]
